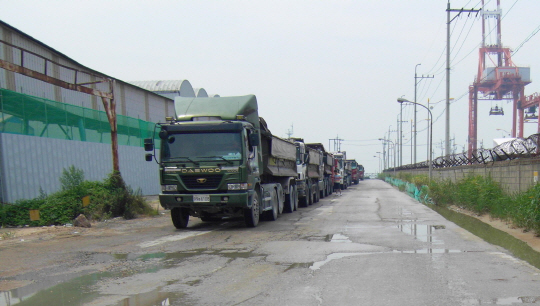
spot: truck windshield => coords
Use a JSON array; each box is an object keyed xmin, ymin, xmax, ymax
[{"xmin": 162, "ymin": 132, "xmax": 243, "ymax": 162}]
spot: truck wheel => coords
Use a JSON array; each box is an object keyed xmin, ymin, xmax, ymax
[
  {"xmin": 266, "ymin": 190, "xmax": 278, "ymax": 221},
  {"xmin": 171, "ymin": 207, "xmax": 189, "ymax": 229},
  {"xmin": 277, "ymin": 188, "xmax": 284, "ymax": 215},
  {"xmin": 284, "ymin": 186, "xmax": 295, "ymax": 213},
  {"xmin": 299, "ymin": 196, "xmax": 307, "ymax": 207},
  {"xmin": 308, "ymin": 188, "xmax": 313, "ymax": 205},
  {"xmin": 293, "ymin": 186, "xmax": 298, "ymax": 211},
  {"xmin": 315, "ymin": 186, "xmax": 320, "ymax": 203},
  {"xmin": 244, "ymin": 190, "xmax": 260, "ymax": 227},
  {"xmin": 328, "ymin": 182, "xmax": 332, "ymax": 195}
]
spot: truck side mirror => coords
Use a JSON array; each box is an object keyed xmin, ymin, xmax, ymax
[
  {"xmin": 145, "ymin": 153, "xmax": 153, "ymax": 162},
  {"xmin": 159, "ymin": 129, "xmax": 168, "ymax": 140},
  {"xmin": 249, "ymin": 133, "xmax": 260, "ymax": 146},
  {"xmin": 304, "ymin": 153, "xmax": 309, "ymax": 163},
  {"xmin": 144, "ymin": 138, "xmax": 154, "ymax": 151}
]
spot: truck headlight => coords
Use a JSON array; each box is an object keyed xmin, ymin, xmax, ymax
[
  {"xmin": 161, "ymin": 185, "xmax": 178, "ymax": 192},
  {"xmin": 228, "ymin": 183, "xmax": 248, "ymax": 190}
]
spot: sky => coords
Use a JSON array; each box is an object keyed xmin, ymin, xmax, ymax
[{"xmin": 2, "ymin": 0, "xmax": 540, "ymax": 175}]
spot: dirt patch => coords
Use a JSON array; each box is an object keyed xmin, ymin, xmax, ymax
[
  {"xmin": 0, "ymin": 224, "xmax": 89, "ymax": 246},
  {"xmin": 0, "ymin": 198, "xmax": 164, "ymax": 246},
  {"xmin": 449, "ymin": 205, "xmax": 540, "ymax": 253},
  {"xmin": 0, "ymin": 279, "xmax": 32, "ymax": 291}
]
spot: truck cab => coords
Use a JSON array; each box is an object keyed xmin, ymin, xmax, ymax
[{"xmin": 145, "ymin": 95, "xmax": 296, "ymax": 228}]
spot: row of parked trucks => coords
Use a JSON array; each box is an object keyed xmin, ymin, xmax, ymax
[{"xmin": 144, "ymin": 95, "xmax": 363, "ymax": 228}]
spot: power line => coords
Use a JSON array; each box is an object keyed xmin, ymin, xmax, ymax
[{"xmin": 514, "ymin": 24, "xmax": 540, "ymax": 55}]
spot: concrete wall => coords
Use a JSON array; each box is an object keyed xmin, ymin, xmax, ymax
[{"xmin": 391, "ymin": 158, "xmax": 540, "ymax": 194}]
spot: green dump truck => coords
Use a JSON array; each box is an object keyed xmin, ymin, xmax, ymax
[{"xmin": 144, "ymin": 95, "xmax": 298, "ymax": 228}]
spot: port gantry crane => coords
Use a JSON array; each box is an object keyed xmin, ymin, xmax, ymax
[{"xmin": 467, "ymin": 0, "xmax": 536, "ymax": 157}]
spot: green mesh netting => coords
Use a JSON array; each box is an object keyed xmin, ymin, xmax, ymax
[
  {"xmin": 385, "ymin": 176, "xmax": 433, "ymax": 204},
  {"xmin": 0, "ymin": 88, "xmax": 159, "ymax": 147}
]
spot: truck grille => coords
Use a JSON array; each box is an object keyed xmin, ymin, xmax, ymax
[{"xmin": 181, "ymin": 175, "xmax": 223, "ymax": 189}]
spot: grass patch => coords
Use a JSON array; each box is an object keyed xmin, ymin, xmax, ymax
[
  {"xmin": 396, "ymin": 174, "xmax": 540, "ymax": 236},
  {"xmin": 1, "ymin": 167, "xmax": 157, "ymax": 227}
]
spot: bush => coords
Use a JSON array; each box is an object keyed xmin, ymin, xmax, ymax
[
  {"xmin": 59, "ymin": 165, "xmax": 85, "ymax": 191},
  {"xmin": 1, "ymin": 167, "xmax": 157, "ymax": 227},
  {"xmin": 426, "ymin": 179, "xmax": 456, "ymax": 206},
  {"xmin": 513, "ymin": 184, "xmax": 540, "ymax": 234}
]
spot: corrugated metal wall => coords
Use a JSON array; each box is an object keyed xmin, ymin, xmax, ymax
[
  {"xmin": 0, "ymin": 21, "xmax": 172, "ymax": 202},
  {"xmin": 0, "ymin": 133, "xmax": 160, "ymax": 203}
]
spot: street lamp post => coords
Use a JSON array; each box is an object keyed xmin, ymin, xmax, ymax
[
  {"xmin": 374, "ymin": 152, "xmax": 382, "ymax": 174},
  {"xmin": 397, "ymin": 98, "xmax": 433, "ymax": 180},
  {"xmin": 378, "ymin": 138, "xmax": 396, "ymax": 176}
]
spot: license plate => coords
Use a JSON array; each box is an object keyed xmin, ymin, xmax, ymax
[{"xmin": 193, "ymin": 195, "xmax": 210, "ymax": 202}]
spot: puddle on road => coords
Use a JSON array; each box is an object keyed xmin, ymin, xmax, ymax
[
  {"xmin": 393, "ymin": 248, "xmax": 463, "ymax": 254},
  {"xmin": 397, "ymin": 223, "xmax": 445, "ymax": 245},
  {"xmin": 324, "ymin": 233, "xmax": 352, "ymax": 243},
  {"xmin": 2, "ymin": 268, "xmax": 187, "ymax": 306},
  {"xmin": 310, "ymin": 253, "xmax": 366, "ymax": 270},
  {"xmin": 1, "ymin": 249, "xmax": 256, "ymax": 306},
  {"xmin": 284, "ymin": 262, "xmax": 314, "ymax": 272},
  {"xmin": 430, "ymin": 204, "xmax": 540, "ymax": 270},
  {"xmin": 463, "ymin": 296, "xmax": 540, "ymax": 304}
]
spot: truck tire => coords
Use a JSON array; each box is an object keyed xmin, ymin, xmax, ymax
[
  {"xmin": 299, "ymin": 196, "xmax": 308, "ymax": 207},
  {"xmin": 284, "ymin": 185, "xmax": 295, "ymax": 213},
  {"xmin": 293, "ymin": 186, "xmax": 298, "ymax": 211},
  {"xmin": 328, "ymin": 181, "xmax": 332, "ymax": 195},
  {"xmin": 171, "ymin": 207, "xmax": 189, "ymax": 229},
  {"xmin": 314, "ymin": 185, "xmax": 319, "ymax": 203},
  {"xmin": 278, "ymin": 187, "xmax": 284, "ymax": 215},
  {"xmin": 266, "ymin": 189, "xmax": 278, "ymax": 221},
  {"xmin": 244, "ymin": 190, "xmax": 261, "ymax": 227}
]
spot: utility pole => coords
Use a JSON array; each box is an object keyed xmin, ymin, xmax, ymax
[
  {"xmin": 329, "ymin": 135, "xmax": 344, "ymax": 152},
  {"xmin": 286, "ymin": 124, "xmax": 294, "ymax": 138},
  {"xmin": 414, "ymin": 64, "xmax": 434, "ymax": 163},
  {"xmin": 446, "ymin": 2, "xmax": 481, "ymax": 156},
  {"xmin": 399, "ymin": 102, "xmax": 403, "ymax": 166}
]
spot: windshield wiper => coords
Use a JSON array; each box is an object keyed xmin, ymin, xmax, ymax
[
  {"xmin": 168, "ymin": 156, "xmax": 199, "ymax": 165},
  {"xmin": 198, "ymin": 156, "xmax": 234, "ymax": 164}
]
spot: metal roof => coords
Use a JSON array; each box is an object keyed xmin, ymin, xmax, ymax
[
  {"xmin": 194, "ymin": 88, "xmax": 208, "ymax": 97},
  {"xmin": 129, "ymin": 80, "xmax": 194, "ymax": 93},
  {"xmin": 0, "ymin": 20, "xmax": 172, "ymax": 101}
]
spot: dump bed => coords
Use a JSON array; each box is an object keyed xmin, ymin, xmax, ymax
[
  {"xmin": 306, "ymin": 143, "xmax": 332, "ymax": 176},
  {"xmin": 324, "ymin": 152, "xmax": 334, "ymax": 175},
  {"xmin": 307, "ymin": 147, "xmax": 323, "ymax": 179},
  {"xmin": 261, "ymin": 134, "xmax": 297, "ymax": 177}
]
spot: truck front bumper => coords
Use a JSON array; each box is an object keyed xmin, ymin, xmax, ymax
[{"xmin": 159, "ymin": 192, "xmax": 251, "ymax": 211}]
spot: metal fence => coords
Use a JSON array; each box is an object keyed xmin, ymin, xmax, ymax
[{"xmin": 388, "ymin": 133, "xmax": 540, "ymax": 171}]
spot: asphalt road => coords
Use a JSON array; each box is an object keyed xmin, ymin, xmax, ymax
[{"xmin": 1, "ymin": 179, "xmax": 540, "ymax": 306}]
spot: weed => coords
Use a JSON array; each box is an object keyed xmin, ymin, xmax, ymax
[
  {"xmin": 1, "ymin": 167, "xmax": 157, "ymax": 227},
  {"xmin": 396, "ymin": 174, "xmax": 540, "ymax": 236},
  {"xmin": 0, "ymin": 231, "xmax": 15, "ymax": 240}
]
